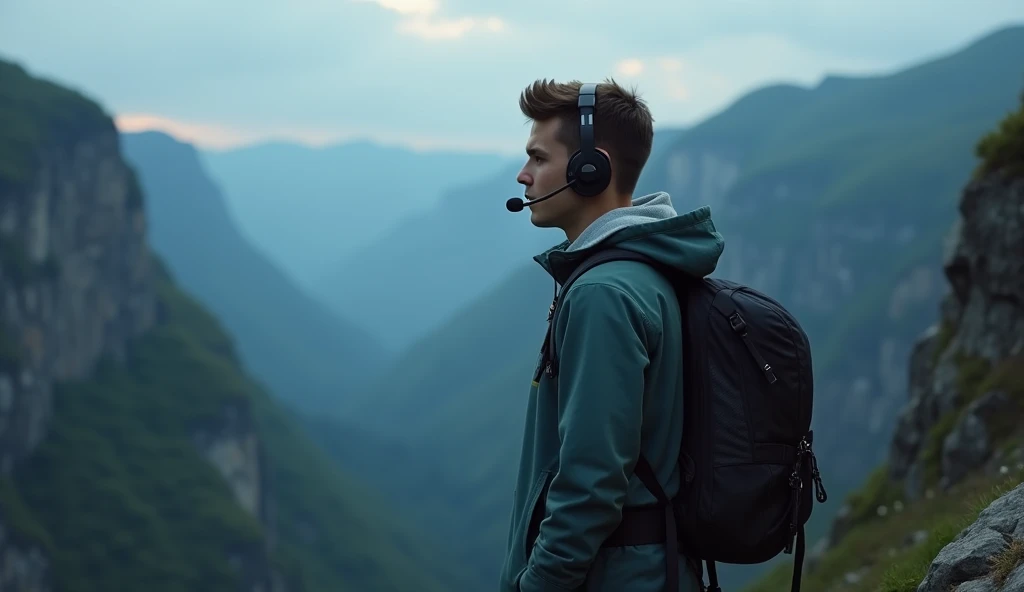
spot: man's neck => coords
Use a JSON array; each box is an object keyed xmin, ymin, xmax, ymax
[{"xmin": 563, "ymin": 195, "xmax": 632, "ymax": 243}]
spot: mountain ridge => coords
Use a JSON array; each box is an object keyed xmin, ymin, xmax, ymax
[
  {"xmin": 198, "ymin": 134, "xmax": 519, "ymax": 293},
  {"xmin": 121, "ymin": 129, "xmax": 391, "ymax": 414}
]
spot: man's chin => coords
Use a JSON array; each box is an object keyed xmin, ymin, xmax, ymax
[{"xmin": 529, "ymin": 210, "xmax": 556, "ymax": 228}]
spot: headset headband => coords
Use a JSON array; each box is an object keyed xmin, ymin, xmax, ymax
[
  {"xmin": 566, "ymin": 82, "xmax": 612, "ymax": 197},
  {"xmin": 578, "ymin": 82, "xmax": 598, "ymax": 159}
]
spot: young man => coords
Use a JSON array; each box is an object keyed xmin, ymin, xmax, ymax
[{"xmin": 499, "ymin": 78, "xmax": 725, "ymax": 592}]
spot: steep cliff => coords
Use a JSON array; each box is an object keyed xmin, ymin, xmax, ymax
[
  {"xmin": 0, "ymin": 57, "xmax": 158, "ymax": 590},
  {"xmin": 0, "ymin": 59, "xmax": 473, "ymax": 592},
  {"xmin": 746, "ymin": 86, "xmax": 1024, "ymax": 592}
]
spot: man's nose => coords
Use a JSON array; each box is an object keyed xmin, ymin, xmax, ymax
[{"xmin": 517, "ymin": 170, "xmax": 532, "ymax": 186}]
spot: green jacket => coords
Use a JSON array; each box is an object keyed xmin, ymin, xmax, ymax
[{"xmin": 499, "ymin": 195, "xmax": 725, "ymax": 592}]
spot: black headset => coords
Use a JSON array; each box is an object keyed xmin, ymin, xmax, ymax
[{"xmin": 565, "ymin": 82, "xmax": 612, "ymax": 197}]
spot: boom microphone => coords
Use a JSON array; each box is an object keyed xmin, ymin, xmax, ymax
[{"xmin": 505, "ymin": 179, "xmax": 576, "ymax": 212}]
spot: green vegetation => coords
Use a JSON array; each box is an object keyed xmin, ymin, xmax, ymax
[
  {"xmin": 6, "ymin": 276, "xmax": 272, "ymax": 592},
  {"xmin": 0, "ymin": 478, "xmax": 53, "ymax": 553},
  {"xmin": 843, "ymin": 465, "xmax": 906, "ymax": 530},
  {"xmin": 879, "ymin": 477, "xmax": 1023, "ymax": 592},
  {"xmin": 920, "ymin": 352, "xmax": 1024, "ymax": 488},
  {"xmin": 0, "ymin": 60, "xmax": 114, "ymax": 190},
  {"xmin": 744, "ymin": 473, "xmax": 1023, "ymax": 592},
  {"xmin": 931, "ymin": 321, "xmax": 957, "ymax": 365},
  {"xmin": 1, "ymin": 262, "xmax": 471, "ymax": 592},
  {"xmin": 748, "ymin": 303, "xmax": 1024, "ymax": 592},
  {"xmin": 975, "ymin": 88, "xmax": 1024, "ymax": 180},
  {"xmin": 991, "ymin": 538, "xmax": 1024, "ymax": 588},
  {"xmin": 0, "ymin": 235, "xmax": 60, "ymax": 286},
  {"xmin": 0, "ymin": 320, "xmax": 22, "ymax": 372}
]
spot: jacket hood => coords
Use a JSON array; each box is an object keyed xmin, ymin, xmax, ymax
[{"xmin": 533, "ymin": 192, "xmax": 726, "ymax": 285}]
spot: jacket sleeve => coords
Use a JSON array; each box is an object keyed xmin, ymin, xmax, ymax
[{"xmin": 519, "ymin": 281, "xmax": 655, "ymax": 592}]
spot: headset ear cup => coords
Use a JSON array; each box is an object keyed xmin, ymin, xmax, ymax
[{"xmin": 566, "ymin": 149, "xmax": 612, "ymax": 197}]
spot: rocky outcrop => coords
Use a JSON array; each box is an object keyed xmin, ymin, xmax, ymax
[
  {"xmin": 800, "ymin": 94, "xmax": 1024, "ymax": 591},
  {"xmin": 917, "ymin": 482, "xmax": 1024, "ymax": 592},
  {"xmin": 0, "ymin": 528, "xmax": 49, "ymax": 592},
  {"xmin": 887, "ymin": 170, "xmax": 1024, "ymax": 498},
  {"xmin": 192, "ymin": 398, "xmax": 288, "ymax": 592},
  {"xmin": 0, "ymin": 67, "xmax": 158, "ymax": 591},
  {"xmin": 0, "ymin": 130, "xmax": 157, "ymax": 475},
  {"xmin": 0, "ymin": 60, "xmax": 287, "ymax": 592}
]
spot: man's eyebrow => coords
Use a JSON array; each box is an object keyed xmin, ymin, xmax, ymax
[{"xmin": 527, "ymin": 146, "xmax": 549, "ymax": 157}]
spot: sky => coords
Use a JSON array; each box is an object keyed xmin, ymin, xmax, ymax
[{"xmin": 2, "ymin": 0, "xmax": 1023, "ymax": 155}]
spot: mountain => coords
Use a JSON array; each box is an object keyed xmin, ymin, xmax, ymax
[
  {"xmin": 746, "ymin": 81, "xmax": 1024, "ymax": 592},
  {"xmin": 120, "ymin": 130, "xmax": 389, "ymax": 415},
  {"xmin": 199, "ymin": 139, "xmax": 517, "ymax": 291},
  {"xmin": 320, "ymin": 24, "xmax": 1024, "ymax": 592},
  {"xmin": 0, "ymin": 57, "xmax": 472, "ymax": 592},
  {"xmin": 303, "ymin": 263, "xmax": 548, "ymax": 589},
  {"xmin": 311, "ymin": 127, "xmax": 688, "ymax": 351},
  {"xmin": 311, "ymin": 159, "xmax": 564, "ymax": 351}
]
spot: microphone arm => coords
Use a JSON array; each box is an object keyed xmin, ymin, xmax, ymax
[{"xmin": 506, "ymin": 180, "xmax": 576, "ymax": 212}]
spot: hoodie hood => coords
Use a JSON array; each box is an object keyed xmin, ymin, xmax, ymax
[{"xmin": 533, "ymin": 191, "xmax": 726, "ymax": 285}]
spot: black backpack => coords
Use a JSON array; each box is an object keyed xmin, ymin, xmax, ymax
[{"xmin": 540, "ymin": 247, "xmax": 828, "ymax": 592}]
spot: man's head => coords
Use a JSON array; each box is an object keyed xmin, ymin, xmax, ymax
[{"xmin": 516, "ymin": 78, "xmax": 654, "ymax": 240}]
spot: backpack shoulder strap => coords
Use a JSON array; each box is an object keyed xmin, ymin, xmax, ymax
[{"xmin": 542, "ymin": 248, "xmax": 657, "ymax": 379}]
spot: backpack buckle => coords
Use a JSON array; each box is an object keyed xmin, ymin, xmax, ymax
[{"xmin": 728, "ymin": 312, "xmax": 746, "ymax": 333}]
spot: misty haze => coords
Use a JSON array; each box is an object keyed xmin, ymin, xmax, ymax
[{"xmin": 2, "ymin": 2, "xmax": 1024, "ymax": 592}]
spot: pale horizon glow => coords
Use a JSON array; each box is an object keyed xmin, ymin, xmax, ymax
[{"xmin": 115, "ymin": 113, "xmax": 531, "ymax": 154}]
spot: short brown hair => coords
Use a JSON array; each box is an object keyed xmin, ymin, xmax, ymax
[{"xmin": 519, "ymin": 77, "xmax": 654, "ymax": 195}]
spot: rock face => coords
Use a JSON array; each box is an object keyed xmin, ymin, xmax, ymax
[
  {"xmin": 917, "ymin": 482, "xmax": 1024, "ymax": 592},
  {"xmin": 802, "ymin": 94, "xmax": 1024, "ymax": 587},
  {"xmin": 0, "ymin": 131, "xmax": 157, "ymax": 475},
  {"xmin": 0, "ymin": 61, "xmax": 285, "ymax": 592},
  {"xmin": 887, "ymin": 171, "xmax": 1024, "ymax": 498},
  {"xmin": 0, "ymin": 104, "xmax": 157, "ymax": 591}
]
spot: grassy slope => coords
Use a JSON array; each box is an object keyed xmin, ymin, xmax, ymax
[
  {"xmin": 0, "ymin": 261, "xmax": 471, "ymax": 592},
  {"xmin": 744, "ymin": 84, "xmax": 1024, "ymax": 592}
]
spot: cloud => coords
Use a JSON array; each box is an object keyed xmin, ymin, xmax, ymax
[
  {"xmin": 614, "ymin": 59, "xmax": 645, "ymax": 77},
  {"xmin": 602, "ymin": 32, "xmax": 887, "ymax": 127},
  {"xmin": 355, "ymin": 0, "xmax": 437, "ymax": 15},
  {"xmin": 3, "ymin": 0, "xmax": 1021, "ymax": 154},
  {"xmin": 397, "ymin": 15, "xmax": 505, "ymax": 40},
  {"xmin": 354, "ymin": 0, "xmax": 506, "ymax": 40}
]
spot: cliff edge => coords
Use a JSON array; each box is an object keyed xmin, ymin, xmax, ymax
[{"xmin": 746, "ymin": 89, "xmax": 1024, "ymax": 592}]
